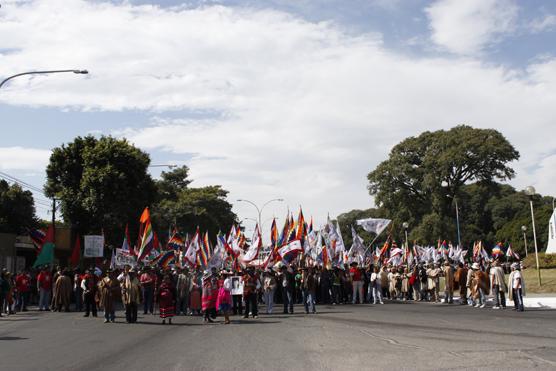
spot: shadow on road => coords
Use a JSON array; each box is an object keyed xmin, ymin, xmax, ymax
[{"xmin": 0, "ymin": 336, "xmax": 29, "ymax": 341}]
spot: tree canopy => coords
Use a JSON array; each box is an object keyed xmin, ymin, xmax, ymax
[
  {"xmin": 0, "ymin": 180, "xmax": 37, "ymax": 234},
  {"xmin": 45, "ymin": 135, "xmax": 156, "ymax": 245},
  {"xmin": 364, "ymin": 125, "xmax": 553, "ymax": 254},
  {"xmin": 152, "ymin": 166, "xmax": 237, "ymax": 241}
]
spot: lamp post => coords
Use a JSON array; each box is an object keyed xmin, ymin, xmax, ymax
[
  {"xmin": 521, "ymin": 225, "xmax": 528, "ymax": 257},
  {"xmin": 402, "ymin": 222, "xmax": 409, "ymax": 249},
  {"xmin": 454, "ymin": 197, "xmax": 462, "ymax": 248},
  {"xmin": 236, "ymin": 198, "xmax": 284, "ymax": 228},
  {"xmin": 1, "ymin": 69, "xmax": 89, "ymax": 89},
  {"xmin": 524, "ymin": 186, "xmax": 541, "ymax": 286}
]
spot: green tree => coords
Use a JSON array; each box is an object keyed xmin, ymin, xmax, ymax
[
  {"xmin": 368, "ymin": 125, "xmax": 520, "ymax": 246},
  {"xmin": 152, "ymin": 166, "xmax": 237, "ymax": 241},
  {"xmin": 0, "ymin": 180, "xmax": 38, "ymax": 234},
  {"xmin": 45, "ymin": 135, "xmax": 156, "ymax": 246}
]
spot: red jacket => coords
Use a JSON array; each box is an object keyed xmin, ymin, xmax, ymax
[
  {"xmin": 37, "ymin": 271, "xmax": 52, "ymax": 290},
  {"xmin": 16, "ymin": 274, "xmax": 31, "ymax": 292}
]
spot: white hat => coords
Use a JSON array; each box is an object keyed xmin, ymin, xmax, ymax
[{"xmin": 471, "ymin": 263, "xmax": 480, "ymax": 270}]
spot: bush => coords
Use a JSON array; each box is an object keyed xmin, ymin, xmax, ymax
[{"xmin": 522, "ymin": 253, "xmax": 556, "ymax": 269}]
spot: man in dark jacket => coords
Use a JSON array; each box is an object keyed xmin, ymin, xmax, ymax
[{"xmin": 278, "ymin": 266, "xmax": 295, "ymax": 314}]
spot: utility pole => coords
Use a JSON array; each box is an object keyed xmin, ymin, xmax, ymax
[{"xmin": 52, "ymin": 198, "xmax": 56, "ymax": 243}]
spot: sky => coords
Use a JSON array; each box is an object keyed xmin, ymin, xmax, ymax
[{"xmin": 0, "ymin": 0, "xmax": 555, "ymax": 236}]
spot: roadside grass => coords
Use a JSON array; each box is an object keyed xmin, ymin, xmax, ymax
[{"xmin": 523, "ymin": 268, "xmax": 556, "ymax": 293}]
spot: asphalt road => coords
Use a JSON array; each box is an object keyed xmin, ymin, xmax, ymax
[{"xmin": 1, "ymin": 302, "xmax": 555, "ymax": 371}]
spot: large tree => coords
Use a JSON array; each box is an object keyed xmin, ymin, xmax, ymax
[
  {"xmin": 152, "ymin": 166, "xmax": 237, "ymax": 241},
  {"xmin": 368, "ymin": 125, "xmax": 520, "ymax": 246},
  {"xmin": 0, "ymin": 180, "xmax": 37, "ymax": 234},
  {"xmin": 45, "ymin": 135, "xmax": 156, "ymax": 245}
]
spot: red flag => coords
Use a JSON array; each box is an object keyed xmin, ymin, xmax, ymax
[
  {"xmin": 70, "ymin": 234, "xmax": 81, "ymax": 267},
  {"xmin": 45, "ymin": 224, "xmax": 55, "ymax": 244}
]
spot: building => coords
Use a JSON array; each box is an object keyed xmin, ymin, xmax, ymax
[{"xmin": 0, "ymin": 228, "xmax": 72, "ymax": 272}]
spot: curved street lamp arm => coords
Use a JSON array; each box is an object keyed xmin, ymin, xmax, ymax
[
  {"xmin": 0, "ymin": 69, "xmax": 88, "ymax": 89},
  {"xmin": 260, "ymin": 198, "xmax": 284, "ymax": 216}
]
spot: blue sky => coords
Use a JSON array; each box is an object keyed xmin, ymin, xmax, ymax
[{"xmin": 1, "ymin": 0, "xmax": 555, "ymax": 234}]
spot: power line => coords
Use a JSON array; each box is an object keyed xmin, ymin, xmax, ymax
[{"xmin": 0, "ymin": 171, "xmax": 46, "ymax": 195}]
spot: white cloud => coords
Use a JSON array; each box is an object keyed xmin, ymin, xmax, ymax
[
  {"xmin": 0, "ymin": 0, "xmax": 555, "ymax": 227},
  {"xmin": 0, "ymin": 147, "xmax": 51, "ymax": 171},
  {"xmin": 425, "ymin": 0, "xmax": 518, "ymax": 55},
  {"xmin": 529, "ymin": 14, "xmax": 556, "ymax": 33}
]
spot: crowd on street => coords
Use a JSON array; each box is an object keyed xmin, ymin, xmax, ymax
[{"xmin": 0, "ymin": 258, "xmax": 527, "ymax": 324}]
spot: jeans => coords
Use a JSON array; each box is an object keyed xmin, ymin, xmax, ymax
[
  {"xmin": 39, "ymin": 288, "xmax": 51, "ymax": 310},
  {"xmin": 282, "ymin": 288, "xmax": 293, "ymax": 313},
  {"xmin": 263, "ymin": 289, "xmax": 275, "ymax": 314},
  {"xmin": 372, "ymin": 283, "xmax": 383, "ymax": 304},
  {"xmin": 125, "ymin": 303, "xmax": 138, "ymax": 323},
  {"xmin": 513, "ymin": 288, "xmax": 524, "ymax": 311},
  {"xmin": 352, "ymin": 281, "xmax": 364, "ymax": 304},
  {"xmin": 493, "ymin": 285, "xmax": 506, "ymax": 307},
  {"xmin": 176, "ymin": 295, "xmax": 189, "ymax": 315},
  {"xmin": 478, "ymin": 288, "xmax": 486, "ymax": 305},
  {"xmin": 244, "ymin": 292, "xmax": 258, "ymax": 317},
  {"xmin": 304, "ymin": 291, "xmax": 316, "ymax": 313},
  {"xmin": 17, "ymin": 292, "xmax": 29, "ymax": 311},
  {"xmin": 142, "ymin": 287, "xmax": 154, "ymax": 314}
]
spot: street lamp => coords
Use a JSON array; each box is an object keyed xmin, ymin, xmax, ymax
[
  {"xmin": 402, "ymin": 222, "xmax": 409, "ymax": 249},
  {"xmin": 521, "ymin": 225, "xmax": 528, "ymax": 257},
  {"xmin": 149, "ymin": 164, "xmax": 178, "ymax": 169},
  {"xmin": 524, "ymin": 186, "xmax": 541, "ymax": 286},
  {"xmin": 0, "ymin": 69, "xmax": 89, "ymax": 89},
  {"xmin": 236, "ymin": 198, "xmax": 284, "ymax": 228}
]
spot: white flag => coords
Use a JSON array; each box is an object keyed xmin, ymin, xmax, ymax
[
  {"xmin": 356, "ymin": 218, "xmax": 391, "ymax": 235},
  {"xmin": 242, "ymin": 224, "xmax": 262, "ymax": 263}
]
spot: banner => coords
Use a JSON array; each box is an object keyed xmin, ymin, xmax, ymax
[
  {"xmin": 547, "ymin": 209, "xmax": 556, "ymax": 254},
  {"xmin": 84, "ymin": 235, "xmax": 104, "ymax": 257},
  {"xmin": 114, "ymin": 248, "xmax": 137, "ymax": 268}
]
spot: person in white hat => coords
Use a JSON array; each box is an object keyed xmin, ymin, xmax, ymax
[{"xmin": 508, "ymin": 263, "xmax": 525, "ymax": 312}]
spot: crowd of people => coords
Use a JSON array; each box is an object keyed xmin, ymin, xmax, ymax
[{"xmin": 0, "ymin": 259, "xmax": 526, "ymax": 323}]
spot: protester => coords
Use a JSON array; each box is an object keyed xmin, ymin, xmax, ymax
[
  {"xmin": 490, "ymin": 260, "xmax": 507, "ymax": 310},
  {"xmin": 121, "ymin": 268, "xmax": 141, "ymax": 323},
  {"xmin": 278, "ymin": 266, "xmax": 294, "ymax": 314},
  {"xmin": 242, "ymin": 267, "xmax": 259, "ymax": 319},
  {"xmin": 81, "ymin": 268, "xmax": 99, "ymax": 317},
  {"xmin": 443, "ymin": 261, "xmax": 454, "ymax": 304},
  {"xmin": 37, "ymin": 266, "xmax": 52, "ymax": 311},
  {"xmin": 202, "ymin": 271, "xmax": 217, "ymax": 323},
  {"xmin": 15, "ymin": 269, "xmax": 31, "ymax": 312},
  {"xmin": 99, "ymin": 269, "xmax": 119, "ymax": 323},
  {"xmin": 73, "ymin": 269, "xmax": 84, "ymax": 312},
  {"xmin": 508, "ymin": 263, "xmax": 525, "ymax": 312},
  {"xmin": 302, "ymin": 267, "xmax": 318, "ymax": 314},
  {"xmin": 350, "ymin": 262, "xmax": 364, "ymax": 304},
  {"xmin": 54, "ymin": 269, "xmax": 72, "ymax": 312},
  {"xmin": 140, "ymin": 267, "xmax": 155, "ymax": 315},
  {"xmin": 454, "ymin": 263, "xmax": 467, "ymax": 305},
  {"xmin": 158, "ymin": 274, "xmax": 175, "ymax": 324},
  {"xmin": 190, "ymin": 270, "xmax": 202, "ymax": 316},
  {"xmin": 175, "ymin": 268, "xmax": 191, "ymax": 316},
  {"xmin": 262, "ymin": 270, "xmax": 276, "ymax": 314},
  {"xmin": 216, "ymin": 271, "xmax": 233, "ymax": 324}
]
